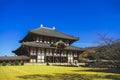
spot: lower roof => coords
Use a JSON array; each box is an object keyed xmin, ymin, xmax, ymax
[{"xmin": 22, "ymin": 42, "xmax": 84, "ymax": 51}]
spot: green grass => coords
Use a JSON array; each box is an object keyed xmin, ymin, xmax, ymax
[{"xmin": 0, "ymin": 64, "xmax": 120, "ymax": 80}]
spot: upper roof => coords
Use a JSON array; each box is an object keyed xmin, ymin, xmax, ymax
[{"xmin": 29, "ymin": 25, "xmax": 79, "ymax": 40}]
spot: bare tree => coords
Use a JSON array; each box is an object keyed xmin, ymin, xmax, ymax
[{"xmin": 95, "ymin": 33, "xmax": 120, "ymax": 68}]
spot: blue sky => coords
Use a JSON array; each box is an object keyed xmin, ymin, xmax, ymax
[{"xmin": 0, "ymin": 0, "xmax": 120, "ymax": 56}]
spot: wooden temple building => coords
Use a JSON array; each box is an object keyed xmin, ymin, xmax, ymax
[{"xmin": 12, "ymin": 24, "xmax": 84, "ymax": 63}]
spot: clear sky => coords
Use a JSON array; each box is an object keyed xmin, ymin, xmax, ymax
[{"xmin": 0, "ymin": 0, "xmax": 120, "ymax": 56}]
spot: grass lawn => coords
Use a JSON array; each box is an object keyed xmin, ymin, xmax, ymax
[{"xmin": 0, "ymin": 64, "xmax": 120, "ymax": 80}]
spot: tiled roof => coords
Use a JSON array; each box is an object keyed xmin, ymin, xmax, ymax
[
  {"xmin": 29, "ymin": 27, "xmax": 79, "ymax": 40},
  {"xmin": 22, "ymin": 42, "xmax": 84, "ymax": 51}
]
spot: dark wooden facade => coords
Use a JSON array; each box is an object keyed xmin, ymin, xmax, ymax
[{"xmin": 13, "ymin": 25, "xmax": 84, "ymax": 63}]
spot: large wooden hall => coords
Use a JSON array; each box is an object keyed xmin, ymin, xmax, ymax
[{"xmin": 13, "ymin": 24, "xmax": 84, "ymax": 63}]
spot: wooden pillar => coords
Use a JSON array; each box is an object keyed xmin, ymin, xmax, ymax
[
  {"xmin": 36, "ymin": 47, "xmax": 38, "ymax": 63},
  {"xmin": 53, "ymin": 49, "xmax": 54, "ymax": 63},
  {"xmin": 44, "ymin": 48, "xmax": 46, "ymax": 63}
]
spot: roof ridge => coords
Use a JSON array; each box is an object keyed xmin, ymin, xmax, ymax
[
  {"xmin": 39, "ymin": 24, "xmax": 55, "ymax": 30},
  {"xmin": 40, "ymin": 27, "xmax": 55, "ymax": 30},
  {"xmin": 31, "ymin": 24, "xmax": 55, "ymax": 31}
]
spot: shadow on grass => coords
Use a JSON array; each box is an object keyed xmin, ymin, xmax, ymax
[
  {"xmin": 73, "ymin": 68, "xmax": 120, "ymax": 74},
  {"xmin": 17, "ymin": 73, "xmax": 120, "ymax": 80},
  {"xmin": 17, "ymin": 74, "xmax": 91, "ymax": 80}
]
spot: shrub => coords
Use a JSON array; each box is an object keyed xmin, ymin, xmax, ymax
[
  {"xmin": 14, "ymin": 61, "xmax": 20, "ymax": 66},
  {"xmin": 2, "ymin": 62, "xmax": 7, "ymax": 66}
]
